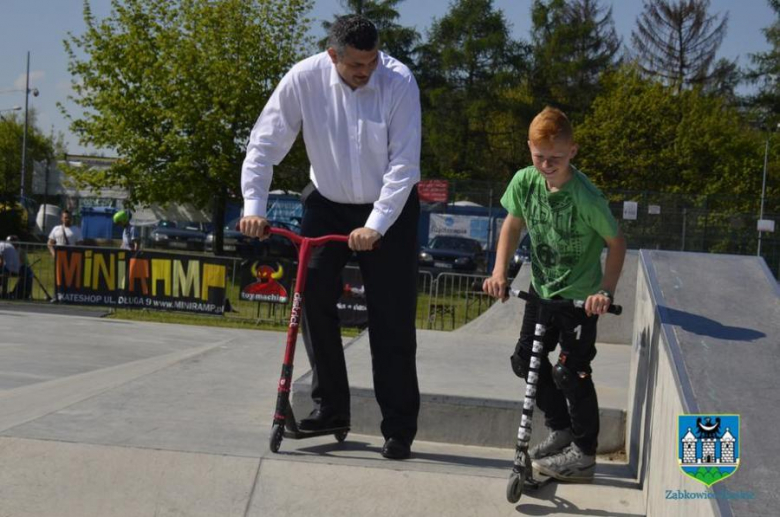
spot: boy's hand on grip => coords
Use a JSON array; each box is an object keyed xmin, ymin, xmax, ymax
[
  {"xmin": 584, "ymin": 292, "xmax": 611, "ymax": 316},
  {"xmin": 483, "ymin": 274, "xmax": 509, "ymax": 302}
]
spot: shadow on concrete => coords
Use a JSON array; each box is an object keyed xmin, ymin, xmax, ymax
[
  {"xmin": 0, "ymin": 301, "xmax": 110, "ymax": 318},
  {"xmin": 591, "ymin": 462, "xmax": 641, "ymax": 490},
  {"xmin": 290, "ymin": 441, "xmax": 643, "ymax": 488},
  {"xmin": 292, "ymin": 440, "xmax": 514, "ymax": 470},
  {"xmin": 516, "ymin": 496, "xmax": 644, "ymax": 516},
  {"xmin": 660, "ymin": 306, "xmax": 765, "ymax": 341}
]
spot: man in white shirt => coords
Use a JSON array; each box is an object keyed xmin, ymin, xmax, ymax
[
  {"xmin": 240, "ymin": 15, "xmax": 421, "ymax": 460},
  {"xmin": 47, "ymin": 210, "xmax": 84, "ymax": 257}
]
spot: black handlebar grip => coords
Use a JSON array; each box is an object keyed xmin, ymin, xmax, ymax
[{"xmin": 608, "ymin": 304, "xmax": 623, "ymax": 316}]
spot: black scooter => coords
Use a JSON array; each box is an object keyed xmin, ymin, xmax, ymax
[{"xmin": 505, "ymin": 288, "xmax": 622, "ymax": 503}]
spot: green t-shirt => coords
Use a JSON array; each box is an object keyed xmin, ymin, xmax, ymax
[{"xmin": 501, "ymin": 165, "xmax": 618, "ymax": 300}]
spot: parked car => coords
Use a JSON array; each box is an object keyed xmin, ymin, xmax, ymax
[
  {"xmin": 205, "ymin": 218, "xmax": 299, "ymax": 259},
  {"xmin": 150, "ymin": 220, "xmax": 209, "ymax": 251},
  {"xmin": 508, "ymin": 233, "xmax": 532, "ymax": 277},
  {"xmin": 419, "ymin": 235, "xmax": 486, "ymax": 272}
]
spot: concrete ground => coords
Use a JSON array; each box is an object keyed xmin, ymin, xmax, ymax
[{"xmin": 0, "ymin": 304, "xmax": 644, "ymax": 516}]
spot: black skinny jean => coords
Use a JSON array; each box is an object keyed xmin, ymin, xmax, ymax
[{"xmin": 512, "ymin": 286, "xmax": 600, "ymax": 455}]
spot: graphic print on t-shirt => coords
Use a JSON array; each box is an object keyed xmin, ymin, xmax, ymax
[{"xmin": 526, "ymin": 182, "xmax": 584, "ymax": 293}]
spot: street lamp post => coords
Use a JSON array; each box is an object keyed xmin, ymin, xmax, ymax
[
  {"xmin": 758, "ymin": 123, "xmax": 780, "ymax": 257},
  {"xmin": 20, "ymin": 51, "xmax": 40, "ymax": 200}
]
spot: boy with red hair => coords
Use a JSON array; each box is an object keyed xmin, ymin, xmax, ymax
[{"xmin": 484, "ymin": 106, "xmax": 626, "ymax": 482}]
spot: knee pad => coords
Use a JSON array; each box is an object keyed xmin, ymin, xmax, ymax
[
  {"xmin": 510, "ymin": 350, "xmax": 530, "ymax": 379},
  {"xmin": 552, "ymin": 361, "xmax": 585, "ymax": 396}
]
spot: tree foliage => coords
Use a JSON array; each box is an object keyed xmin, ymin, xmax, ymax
[
  {"xmin": 631, "ymin": 0, "xmax": 730, "ymax": 93},
  {"xmin": 749, "ymin": 0, "xmax": 780, "ymax": 122},
  {"xmin": 530, "ymin": 0, "xmax": 621, "ymax": 120},
  {"xmin": 0, "ymin": 110, "xmax": 62, "ymax": 236},
  {"xmin": 416, "ymin": 0, "xmax": 530, "ymax": 182},
  {"xmin": 0, "ymin": 110, "xmax": 60, "ymax": 202},
  {"xmin": 62, "ymin": 0, "xmax": 312, "ymax": 250},
  {"xmin": 576, "ymin": 66, "xmax": 776, "ymax": 212}
]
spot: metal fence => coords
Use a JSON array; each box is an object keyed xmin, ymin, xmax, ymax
[
  {"xmin": 601, "ymin": 191, "xmax": 780, "ymax": 278},
  {"xmin": 1, "ymin": 242, "xmax": 502, "ymax": 332}
]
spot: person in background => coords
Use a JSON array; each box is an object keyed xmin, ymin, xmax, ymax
[
  {"xmin": 47, "ymin": 210, "xmax": 84, "ymax": 257},
  {"xmin": 0, "ymin": 235, "xmax": 33, "ymax": 299},
  {"xmin": 114, "ymin": 210, "xmax": 140, "ymax": 251}
]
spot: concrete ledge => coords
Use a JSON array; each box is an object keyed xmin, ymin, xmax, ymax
[
  {"xmin": 627, "ymin": 251, "xmax": 780, "ymax": 517},
  {"xmin": 293, "ymin": 330, "xmax": 630, "ymax": 453},
  {"xmin": 457, "ymin": 251, "xmax": 639, "ymax": 345}
]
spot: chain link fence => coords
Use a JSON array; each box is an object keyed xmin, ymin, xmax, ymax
[{"xmin": 438, "ymin": 179, "xmax": 780, "ymax": 279}]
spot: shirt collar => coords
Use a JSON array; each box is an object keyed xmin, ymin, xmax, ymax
[{"xmin": 329, "ymin": 62, "xmax": 341, "ymax": 88}]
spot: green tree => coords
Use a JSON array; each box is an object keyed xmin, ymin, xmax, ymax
[
  {"xmin": 631, "ymin": 0, "xmax": 731, "ymax": 94},
  {"xmin": 62, "ymin": 0, "xmax": 312, "ymax": 253},
  {"xmin": 576, "ymin": 65, "xmax": 770, "ymax": 205},
  {"xmin": 416, "ymin": 0, "xmax": 530, "ymax": 182},
  {"xmin": 0, "ymin": 109, "xmax": 61, "ymax": 236},
  {"xmin": 576, "ymin": 66, "xmax": 779, "ymax": 257},
  {"xmin": 530, "ymin": 0, "xmax": 621, "ymax": 121},
  {"xmin": 318, "ymin": 0, "xmax": 420, "ymax": 67},
  {"xmin": 748, "ymin": 0, "xmax": 780, "ymax": 122}
]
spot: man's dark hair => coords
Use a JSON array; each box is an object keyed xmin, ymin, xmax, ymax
[
  {"xmin": 328, "ymin": 15, "xmax": 378, "ymax": 56},
  {"xmin": 62, "ymin": 209, "xmax": 71, "ymax": 216}
]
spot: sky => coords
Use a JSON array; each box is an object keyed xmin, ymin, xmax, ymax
[{"xmin": 0, "ymin": 0, "xmax": 775, "ymax": 155}]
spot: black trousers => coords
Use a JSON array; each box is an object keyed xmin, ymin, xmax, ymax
[
  {"xmin": 511, "ymin": 287, "xmax": 600, "ymax": 455},
  {"xmin": 300, "ymin": 186, "xmax": 420, "ymax": 444}
]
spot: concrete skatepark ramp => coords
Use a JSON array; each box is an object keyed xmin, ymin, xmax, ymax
[{"xmin": 294, "ymin": 252, "xmax": 640, "ymax": 452}]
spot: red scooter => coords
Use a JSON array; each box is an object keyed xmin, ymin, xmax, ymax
[{"xmin": 264, "ymin": 226, "xmax": 352, "ymax": 453}]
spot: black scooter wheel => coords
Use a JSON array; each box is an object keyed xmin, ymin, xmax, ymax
[
  {"xmin": 270, "ymin": 423, "xmax": 284, "ymax": 453},
  {"xmin": 506, "ymin": 471, "xmax": 525, "ymax": 503},
  {"xmin": 335, "ymin": 429, "xmax": 349, "ymax": 443}
]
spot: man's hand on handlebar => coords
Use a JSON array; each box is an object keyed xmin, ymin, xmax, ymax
[
  {"xmin": 348, "ymin": 227, "xmax": 381, "ymax": 251},
  {"xmin": 239, "ymin": 216, "xmax": 269, "ymax": 240}
]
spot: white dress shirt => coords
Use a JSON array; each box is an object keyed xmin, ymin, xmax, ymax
[{"xmin": 241, "ymin": 51, "xmax": 421, "ymax": 236}]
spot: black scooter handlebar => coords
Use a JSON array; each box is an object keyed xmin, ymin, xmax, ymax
[{"xmin": 507, "ymin": 288, "xmax": 622, "ymax": 316}]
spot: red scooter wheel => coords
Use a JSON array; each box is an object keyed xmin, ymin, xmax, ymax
[{"xmin": 270, "ymin": 423, "xmax": 284, "ymax": 453}]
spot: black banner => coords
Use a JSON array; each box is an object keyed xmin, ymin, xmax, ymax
[
  {"xmin": 239, "ymin": 258, "xmax": 293, "ymax": 303},
  {"xmin": 337, "ymin": 267, "xmax": 368, "ymax": 328},
  {"xmin": 53, "ymin": 247, "xmax": 228, "ymax": 315}
]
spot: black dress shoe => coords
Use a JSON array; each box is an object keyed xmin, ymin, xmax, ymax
[
  {"xmin": 382, "ymin": 438, "xmax": 411, "ymax": 460},
  {"xmin": 298, "ymin": 409, "xmax": 349, "ymax": 432}
]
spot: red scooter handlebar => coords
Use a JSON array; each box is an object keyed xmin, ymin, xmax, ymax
[{"xmin": 265, "ymin": 226, "xmax": 350, "ymax": 248}]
